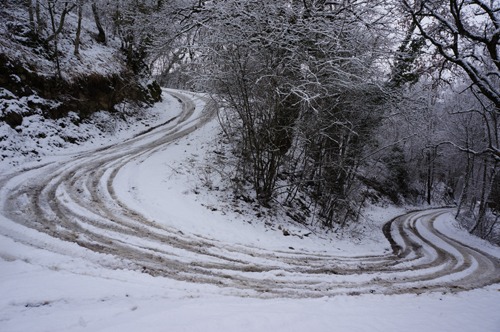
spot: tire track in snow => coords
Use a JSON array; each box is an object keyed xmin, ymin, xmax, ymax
[{"xmin": 1, "ymin": 90, "xmax": 499, "ymax": 298}]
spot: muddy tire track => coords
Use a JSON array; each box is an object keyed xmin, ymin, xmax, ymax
[{"xmin": 1, "ymin": 90, "xmax": 499, "ymax": 298}]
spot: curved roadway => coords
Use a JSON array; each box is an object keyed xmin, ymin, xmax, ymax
[{"xmin": 1, "ymin": 90, "xmax": 499, "ymax": 298}]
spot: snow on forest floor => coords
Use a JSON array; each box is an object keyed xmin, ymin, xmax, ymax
[{"xmin": 0, "ymin": 90, "xmax": 499, "ymax": 332}]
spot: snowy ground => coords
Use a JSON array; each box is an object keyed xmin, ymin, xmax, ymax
[{"xmin": 1, "ymin": 90, "xmax": 499, "ymax": 331}]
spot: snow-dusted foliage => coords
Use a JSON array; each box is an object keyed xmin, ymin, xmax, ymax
[
  {"xmin": 402, "ymin": 0, "xmax": 500, "ymax": 113},
  {"xmin": 397, "ymin": 0, "xmax": 500, "ymax": 242},
  {"xmin": 167, "ymin": 0, "xmax": 393, "ymax": 227}
]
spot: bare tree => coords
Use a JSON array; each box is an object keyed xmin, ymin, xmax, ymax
[
  {"xmin": 187, "ymin": 0, "xmax": 392, "ymax": 224},
  {"xmin": 46, "ymin": 0, "xmax": 75, "ymax": 79},
  {"xmin": 402, "ymin": 0, "xmax": 500, "ymax": 159}
]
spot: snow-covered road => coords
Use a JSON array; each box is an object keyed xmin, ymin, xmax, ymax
[{"xmin": 1, "ymin": 90, "xmax": 499, "ymax": 331}]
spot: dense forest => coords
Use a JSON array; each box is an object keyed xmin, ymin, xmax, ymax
[{"xmin": 1, "ymin": 0, "xmax": 499, "ymax": 243}]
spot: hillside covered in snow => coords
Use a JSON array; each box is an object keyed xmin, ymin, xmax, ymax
[{"xmin": 1, "ymin": 1, "xmax": 161, "ymax": 165}]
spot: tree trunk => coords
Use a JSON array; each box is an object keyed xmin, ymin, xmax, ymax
[
  {"xmin": 92, "ymin": 2, "xmax": 106, "ymax": 44},
  {"xmin": 35, "ymin": 0, "xmax": 45, "ymax": 33},
  {"xmin": 26, "ymin": 0, "xmax": 36, "ymax": 34},
  {"xmin": 470, "ymin": 159, "xmax": 492, "ymax": 235},
  {"xmin": 47, "ymin": 1, "xmax": 62, "ymax": 80},
  {"xmin": 74, "ymin": 0, "xmax": 83, "ymax": 56},
  {"xmin": 456, "ymin": 126, "xmax": 474, "ymax": 218},
  {"xmin": 45, "ymin": 2, "xmax": 75, "ymax": 43},
  {"xmin": 456, "ymin": 152, "xmax": 473, "ymax": 218},
  {"xmin": 426, "ymin": 149, "xmax": 434, "ymax": 205}
]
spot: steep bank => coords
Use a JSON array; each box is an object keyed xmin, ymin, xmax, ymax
[{"xmin": 0, "ymin": 2, "xmax": 161, "ymax": 163}]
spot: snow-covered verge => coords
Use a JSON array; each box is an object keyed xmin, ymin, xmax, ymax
[{"xmin": 1, "ymin": 91, "xmax": 499, "ymax": 331}]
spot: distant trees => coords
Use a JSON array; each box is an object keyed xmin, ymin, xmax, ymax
[
  {"xmin": 402, "ymin": 0, "xmax": 499, "ymax": 157},
  {"xmin": 401, "ymin": 0, "xmax": 499, "ymax": 240}
]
